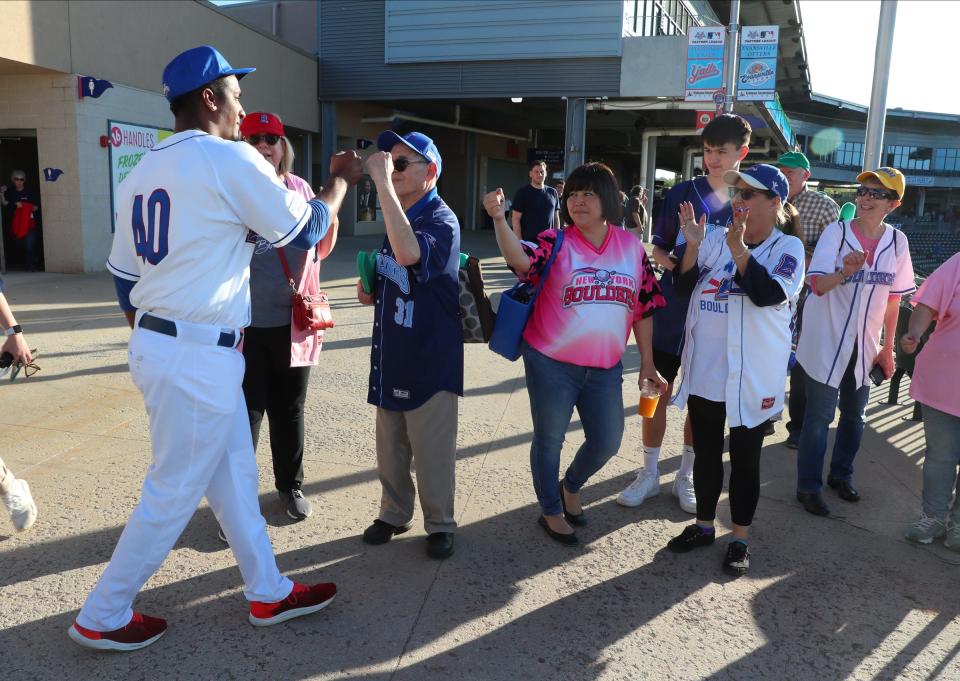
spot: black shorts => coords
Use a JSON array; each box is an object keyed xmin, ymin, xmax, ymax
[{"xmin": 653, "ymin": 349, "xmax": 682, "ymax": 384}]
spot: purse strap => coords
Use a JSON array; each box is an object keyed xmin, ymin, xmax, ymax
[
  {"xmin": 276, "ymin": 248, "xmax": 297, "ymax": 292},
  {"xmin": 529, "ymin": 228, "xmax": 565, "ymax": 304}
]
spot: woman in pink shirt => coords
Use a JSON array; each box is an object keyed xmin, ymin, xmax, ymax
[
  {"xmin": 483, "ymin": 163, "xmax": 666, "ymax": 545},
  {"xmin": 901, "ymin": 252, "xmax": 960, "ymax": 549}
]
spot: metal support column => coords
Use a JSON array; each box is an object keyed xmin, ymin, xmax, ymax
[
  {"xmin": 464, "ymin": 132, "xmax": 478, "ymax": 231},
  {"xmin": 722, "ymin": 0, "xmax": 740, "ymax": 112},
  {"xmin": 643, "ymin": 136, "xmax": 657, "ymax": 242},
  {"xmin": 563, "ymin": 98, "xmax": 587, "ymax": 179},
  {"xmin": 319, "ymin": 101, "xmax": 336, "ymax": 185},
  {"xmin": 863, "ymin": 1, "xmax": 898, "ymax": 171}
]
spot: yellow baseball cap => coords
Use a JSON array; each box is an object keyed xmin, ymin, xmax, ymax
[{"xmin": 856, "ymin": 167, "xmax": 905, "ymax": 200}]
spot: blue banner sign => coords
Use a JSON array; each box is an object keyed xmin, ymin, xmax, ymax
[{"xmin": 738, "ymin": 25, "xmax": 779, "ymax": 101}]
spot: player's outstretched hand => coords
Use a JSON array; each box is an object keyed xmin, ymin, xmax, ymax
[
  {"xmin": 841, "ymin": 250, "xmax": 866, "ymax": 277},
  {"xmin": 677, "ymin": 201, "xmax": 705, "ymax": 247},
  {"xmin": 329, "ymin": 151, "xmax": 364, "ymax": 186},
  {"xmin": 356, "ymin": 280, "xmax": 375, "ymax": 305},
  {"xmin": 364, "ymin": 152, "xmax": 394, "ymax": 186},
  {"xmin": 483, "ymin": 189, "xmax": 506, "ymax": 219},
  {"xmin": 899, "ymin": 332, "xmax": 920, "ymax": 355}
]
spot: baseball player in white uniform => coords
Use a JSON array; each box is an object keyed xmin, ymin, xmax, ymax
[{"xmin": 68, "ymin": 45, "xmax": 362, "ymax": 652}]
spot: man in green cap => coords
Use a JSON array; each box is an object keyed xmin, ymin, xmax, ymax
[{"xmin": 776, "ymin": 150, "xmax": 840, "ymax": 449}]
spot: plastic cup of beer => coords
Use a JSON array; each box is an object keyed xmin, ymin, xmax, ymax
[{"xmin": 638, "ymin": 380, "xmax": 661, "ymax": 418}]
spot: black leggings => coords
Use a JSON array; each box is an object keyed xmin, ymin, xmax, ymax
[
  {"xmin": 688, "ymin": 395, "xmax": 768, "ymax": 527},
  {"xmin": 242, "ymin": 325, "xmax": 311, "ymax": 493}
]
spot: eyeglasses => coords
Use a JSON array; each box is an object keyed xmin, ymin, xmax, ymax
[
  {"xmin": 393, "ymin": 157, "xmax": 430, "ymax": 172},
  {"xmin": 3, "ymin": 349, "xmax": 40, "ymax": 381},
  {"xmin": 856, "ymin": 186, "xmax": 898, "ymax": 200},
  {"xmin": 730, "ymin": 187, "xmax": 776, "ymax": 201},
  {"xmin": 12, "ymin": 177, "xmax": 25, "ymax": 183},
  {"xmin": 245, "ymin": 134, "xmax": 280, "ymax": 146}
]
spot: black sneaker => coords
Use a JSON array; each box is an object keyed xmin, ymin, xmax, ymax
[
  {"xmin": 362, "ymin": 519, "xmax": 413, "ymax": 545},
  {"xmin": 426, "ymin": 532, "xmax": 455, "ymax": 559},
  {"xmin": 283, "ymin": 489, "xmax": 312, "ymax": 520},
  {"xmin": 667, "ymin": 524, "xmax": 716, "ymax": 553},
  {"xmin": 723, "ymin": 540, "xmax": 750, "ymax": 576}
]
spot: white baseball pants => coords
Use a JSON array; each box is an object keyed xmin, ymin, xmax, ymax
[{"xmin": 77, "ymin": 314, "xmax": 292, "ymax": 632}]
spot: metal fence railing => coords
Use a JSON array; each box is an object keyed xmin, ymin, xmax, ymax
[{"xmin": 624, "ymin": 0, "xmax": 700, "ymax": 37}]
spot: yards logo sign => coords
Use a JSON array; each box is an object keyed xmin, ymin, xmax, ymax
[{"xmin": 561, "ymin": 268, "xmax": 636, "ymax": 310}]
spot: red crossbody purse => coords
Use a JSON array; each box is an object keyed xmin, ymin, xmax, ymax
[{"xmin": 276, "ymin": 248, "xmax": 334, "ymax": 331}]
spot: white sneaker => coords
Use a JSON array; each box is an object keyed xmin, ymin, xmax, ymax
[
  {"xmin": 905, "ymin": 513, "xmax": 946, "ymax": 544},
  {"xmin": 617, "ymin": 470, "xmax": 660, "ymax": 507},
  {"xmin": 2, "ymin": 478, "xmax": 37, "ymax": 532},
  {"xmin": 672, "ymin": 474, "xmax": 697, "ymax": 514}
]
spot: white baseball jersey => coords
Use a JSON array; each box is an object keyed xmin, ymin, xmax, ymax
[
  {"xmin": 797, "ymin": 220, "xmax": 915, "ymax": 389},
  {"xmin": 107, "ymin": 130, "xmax": 313, "ymax": 329},
  {"xmin": 672, "ymin": 228, "xmax": 806, "ymax": 428}
]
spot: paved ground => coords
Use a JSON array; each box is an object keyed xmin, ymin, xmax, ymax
[{"xmin": 1, "ymin": 232, "xmax": 958, "ymax": 681}]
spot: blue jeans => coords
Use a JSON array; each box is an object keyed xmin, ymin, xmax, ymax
[
  {"xmin": 522, "ymin": 342, "xmax": 624, "ymax": 516},
  {"xmin": 796, "ymin": 351, "xmax": 870, "ymax": 493},
  {"xmin": 920, "ymin": 404, "xmax": 960, "ymax": 519}
]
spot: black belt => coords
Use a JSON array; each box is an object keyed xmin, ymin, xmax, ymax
[{"xmin": 139, "ymin": 313, "xmax": 238, "ymax": 348}]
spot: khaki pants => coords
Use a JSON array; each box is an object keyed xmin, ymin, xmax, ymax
[{"xmin": 375, "ymin": 391, "xmax": 458, "ymax": 534}]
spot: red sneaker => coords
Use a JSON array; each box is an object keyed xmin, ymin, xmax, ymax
[
  {"xmin": 248, "ymin": 581, "xmax": 337, "ymax": 626},
  {"xmin": 68, "ymin": 612, "xmax": 167, "ymax": 651}
]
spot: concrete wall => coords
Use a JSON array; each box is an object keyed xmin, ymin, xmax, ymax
[{"xmin": 0, "ymin": 0, "xmax": 319, "ymax": 132}]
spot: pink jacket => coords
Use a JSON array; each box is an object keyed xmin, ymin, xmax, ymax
[{"xmin": 285, "ymin": 173, "xmax": 337, "ymax": 367}]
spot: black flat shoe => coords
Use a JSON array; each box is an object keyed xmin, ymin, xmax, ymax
[
  {"xmin": 827, "ymin": 477, "xmax": 861, "ymax": 502},
  {"xmin": 538, "ymin": 516, "xmax": 578, "ymax": 546},
  {"xmin": 560, "ymin": 482, "xmax": 587, "ymax": 527},
  {"xmin": 426, "ymin": 532, "xmax": 455, "ymax": 559},
  {"xmin": 797, "ymin": 491, "xmax": 830, "ymax": 516},
  {"xmin": 362, "ymin": 519, "xmax": 412, "ymax": 545}
]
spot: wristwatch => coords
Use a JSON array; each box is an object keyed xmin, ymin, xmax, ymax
[{"xmin": 3, "ymin": 324, "xmax": 22, "ymax": 336}]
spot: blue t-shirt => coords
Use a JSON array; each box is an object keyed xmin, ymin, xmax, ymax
[
  {"xmin": 368, "ymin": 188, "xmax": 464, "ymax": 411},
  {"xmin": 651, "ymin": 177, "xmax": 732, "ymax": 355},
  {"xmin": 512, "ymin": 184, "xmax": 559, "ymax": 242}
]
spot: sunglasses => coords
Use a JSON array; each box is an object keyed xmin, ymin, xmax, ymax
[
  {"xmin": 12, "ymin": 177, "xmax": 25, "ymax": 183},
  {"xmin": 393, "ymin": 157, "xmax": 430, "ymax": 172},
  {"xmin": 246, "ymin": 134, "xmax": 280, "ymax": 146},
  {"xmin": 1, "ymin": 349, "xmax": 41, "ymax": 381},
  {"xmin": 729, "ymin": 187, "xmax": 776, "ymax": 201},
  {"xmin": 856, "ymin": 186, "xmax": 898, "ymax": 200}
]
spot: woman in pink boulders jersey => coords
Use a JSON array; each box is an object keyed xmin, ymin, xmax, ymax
[{"xmin": 483, "ymin": 163, "xmax": 667, "ymax": 546}]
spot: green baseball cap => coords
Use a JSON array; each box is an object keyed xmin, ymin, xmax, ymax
[
  {"xmin": 776, "ymin": 151, "xmax": 811, "ymax": 171},
  {"xmin": 356, "ymin": 249, "xmax": 377, "ymax": 294}
]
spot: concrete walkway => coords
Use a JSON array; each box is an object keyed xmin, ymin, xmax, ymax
[{"xmin": 1, "ymin": 232, "xmax": 957, "ymax": 681}]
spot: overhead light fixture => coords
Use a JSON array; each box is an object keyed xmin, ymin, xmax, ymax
[
  {"xmin": 511, "ymin": 97, "xmax": 523, "ymax": 103},
  {"xmin": 656, "ymin": 96, "xmax": 668, "ymax": 100}
]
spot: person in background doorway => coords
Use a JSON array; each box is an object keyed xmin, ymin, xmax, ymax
[
  {"xmin": 0, "ymin": 170, "xmax": 42, "ymax": 270},
  {"xmin": 512, "ymin": 160, "xmax": 560, "ymax": 241}
]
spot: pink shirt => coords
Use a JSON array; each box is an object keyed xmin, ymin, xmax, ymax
[
  {"xmin": 520, "ymin": 225, "xmax": 665, "ymax": 368},
  {"xmin": 910, "ymin": 252, "xmax": 960, "ymax": 417}
]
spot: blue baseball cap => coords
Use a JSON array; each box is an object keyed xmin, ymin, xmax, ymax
[
  {"xmin": 723, "ymin": 164, "xmax": 789, "ymax": 201},
  {"xmin": 162, "ymin": 45, "xmax": 255, "ymax": 102},
  {"xmin": 377, "ymin": 131, "xmax": 442, "ymax": 178}
]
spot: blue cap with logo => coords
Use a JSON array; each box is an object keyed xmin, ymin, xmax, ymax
[
  {"xmin": 723, "ymin": 164, "xmax": 789, "ymax": 201},
  {"xmin": 162, "ymin": 45, "xmax": 255, "ymax": 102},
  {"xmin": 377, "ymin": 131, "xmax": 442, "ymax": 178}
]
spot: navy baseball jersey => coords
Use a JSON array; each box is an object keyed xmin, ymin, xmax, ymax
[{"xmin": 368, "ymin": 188, "xmax": 464, "ymax": 411}]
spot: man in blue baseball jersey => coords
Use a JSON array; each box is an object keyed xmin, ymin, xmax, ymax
[{"xmin": 356, "ymin": 130, "xmax": 463, "ymax": 559}]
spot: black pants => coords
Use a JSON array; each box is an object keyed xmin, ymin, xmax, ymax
[
  {"xmin": 688, "ymin": 395, "xmax": 768, "ymax": 527},
  {"xmin": 242, "ymin": 325, "xmax": 310, "ymax": 493}
]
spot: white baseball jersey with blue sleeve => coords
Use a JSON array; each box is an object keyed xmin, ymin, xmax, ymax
[
  {"xmin": 673, "ymin": 228, "xmax": 806, "ymax": 428},
  {"xmin": 107, "ymin": 130, "xmax": 328, "ymax": 329}
]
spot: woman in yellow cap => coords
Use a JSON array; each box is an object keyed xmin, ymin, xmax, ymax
[{"xmin": 794, "ymin": 167, "xmax": 916, "ymax": 516}]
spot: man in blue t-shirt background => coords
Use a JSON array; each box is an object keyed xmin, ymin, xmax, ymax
[
  {"xmin": 616, "ymin": 113, "xmax": 752, "ymax": 517},
  {"xmin": 511, "ymin": 160, "xmax": 560, "ymax": 242}
]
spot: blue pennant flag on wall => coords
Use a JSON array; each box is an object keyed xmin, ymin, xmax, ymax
[
  {"xmin": 43, "ymin": 168, "xmax": 64, "ymax": 182},
  {"xmin": 78, "ymin": 76, "xmax": 114, "ymax": 99}
]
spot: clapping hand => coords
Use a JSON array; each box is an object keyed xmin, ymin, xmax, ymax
[
  {"xmin": 483, "ymin": 189, "xmax": 507, "ymax": 219},
  {"xmin": 841, "ymin": 250, "xmax": 867, "ymax": 278},
  {"xmin": 726, "ymin": 206, "xmax": 748, "ymax": 254},
  {"xmin": 678, "ymin": 201, "xmax": 706, "ymax": 247}
]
